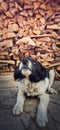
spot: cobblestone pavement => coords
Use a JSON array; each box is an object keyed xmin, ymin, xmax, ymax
[{"xmin": 0, "ymin": 73, "xmax": 60, "ymax": 130}]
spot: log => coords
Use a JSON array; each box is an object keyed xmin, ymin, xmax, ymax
[
  {"xmin": 30, "ymin": 34, "xmax": 51, "ymax": 38},
  {"xmin": 55, "ymin": 70, "xmax": 60, "ymax": 78},
  {"xmin": 5, "ymin": 11, "xmax": 13, "ymax": 18},
  {"xmin": 33, "ymin": 2, "xmax": 40, "ymax": 10},
  {"xmin": 0, "ymin": 39, "xmax": 13, "ymax": 48},
  {"xmin": 8, "ymin": 23, "xmax": 19, "ymax": 32},
  {"xmin": 0, "ymin": 60, "xmax": 15, "ymax": 65},
  {"xmin": 2, "ymin": 32, "xmax": 16, "ymax": 39},
  {"xmin": 56, "ymin": 66, "xmax": 60, "ymax": 71},
  {"xmin": 40, "ymin": 3, "xmax": 46, "ymax": 10},
  {"xmin": 16, "ymin": 37, "xmax": 36, "ymax": 46},
  {"xmin": 47, "ymin": 24, "xmax": 60, "ymax": 29},
  {"xmin": 48, "ymin": 61, "xmax": 60, "ymax": 68},
  {"xmin": 1, "ymin": 1, "xmax": 8, "ymax": 11}
]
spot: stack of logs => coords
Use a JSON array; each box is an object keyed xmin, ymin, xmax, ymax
[{"xmin": 0, "ymin": 0, "xmax": 60, "ymax": 79}]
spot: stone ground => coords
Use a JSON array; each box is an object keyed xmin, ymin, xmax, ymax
[{"xmin": 0, "ymin": 73, "xmax": 60, "ymax": 130}]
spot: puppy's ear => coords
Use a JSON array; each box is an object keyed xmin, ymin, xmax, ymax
[
  {"xmin": 29, "ymin": 62, "xmax": 42, "ymax": 82},
  {"xmin": 29, "ymin": 73, "xmax": 41, "ymax": 82},
  {"xmin": 29, "ymin": 61, "xmax": 49, "ymax": 82},
  {"xmin": 14, "ymin": 66, "xmax": 25, "ymax": 80}
]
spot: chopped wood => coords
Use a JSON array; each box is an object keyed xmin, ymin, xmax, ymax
[
  {"xmin": 33, "ymin": 29, "xmax": 41, "ymax": 35},
  {"xmin": 48, "ymin": 61, "xmax": 60, "ymax": 68},
  {"xmin": 0, "ymin": 0, "xmax": 60, "ymax": 79},
  {"xmin": 46, "ymin": 10, "xmax": 54, "ymax": 19},
  {"xmin": 40, "ymin": 17, "xmax": 46, "ymax": 25},
  {"xmin": 24, "ymin": 4, "xmax": 33, "ymax": 9},
  {"xmin": 0, "ymin": 0, "xmax": 3, "ymax": 3},
  {"xmin": 8, "ymin": 23, "xmax": 19, "ymax": 32},
  {"xmin": 16, "ymin": 37, "xmax": 36, "ymax": 46},
  {"xmin": 1, "ymin": 1, "xmax": 8, "ymax": 11},
  {"xmin": 47, "ymin": 24, "xmax": 60, "ymax": 29},
  {"xmin": 6, "ymin": 32, "xmax": 16, "ymax": 39},
  {"xmin": 2, "ymin": 32, "xmax": 16, "ymax": 40},
  {"xmin": 0, "ymin": 39, "xmax": 13, "ymax": 48},
  {"xmin": 0, "ymin": 60, "xmax": 15, "ymax": 65},
  {"xmin": 33, "ymin": 2, "xmax": 40, "ymax": 10},
  {"xmin": 40, "ymin": 3, "xmax": 46, "ymax": 10},
  {"xmin": 5, "ymin": 11, "xmax": 13, "ymax": 18},
  {"xmin": 56, "ymin": 66, "xmax": 60, "ymax": 71},
  {"xmin": 55, "ymin": 70, "xmax": 60, "ymax": 78},
  {"xmin": 20, "ymin": 11, "xmax": 28, "ymax": 17},
  {"xmin": 0, "ymin": 52, "xmax": 8, "ymax": 55},
  {"xmin": 30, "ymin": 34, "xmax": 51, "ymax": 38}
]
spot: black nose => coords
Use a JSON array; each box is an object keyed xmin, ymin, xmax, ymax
[{"xmin": 22, "ymin": 59, "xmax": 28, "ymax": 65}]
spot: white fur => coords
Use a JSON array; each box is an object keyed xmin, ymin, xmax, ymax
[
  {"xmin": 28, "ymin": 60, "xmax": 32, "ymax": 69},
  {"xmin": 13, "ymin": 69, "xmax": 55, "ymax": 127},
  {"xmin": 19, "ymin": 60, "xmax": 32, "ymax": 72},
  {"xmin": 48, "ymin": 69, "xmax": 56, "ymax": 93},
  {"xmin": 22, "ymin": 69, "xmax": 31, "ymax": 77},
  {"xmin": 19, "ymin": 62, "xmax": 23, "ymax": 70},
  {"xmin": 13, "ymin": 81, "xmax": 25, "ymax": 115},
  {"xmin": 36, "ymin": 93, "xmax": 49, "ymax": 127}
]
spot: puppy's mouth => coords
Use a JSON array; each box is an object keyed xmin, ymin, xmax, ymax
[
  {"xmin": 21, "ymin": 67, "xmax": 32, "ymax": 77},
  {"xmin": 19, "ymin": 58, "xmax": 32, "ymax": 77}
]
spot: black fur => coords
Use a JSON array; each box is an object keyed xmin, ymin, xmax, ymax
[
  {"xmin": 29, "ymin": 58, "xmax": 49, "ymax": 82},
  {"xmin": 14, "ymin": 66, "xmax": 25, "ymax": 80}
]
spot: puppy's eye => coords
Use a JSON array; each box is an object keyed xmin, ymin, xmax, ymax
[{"xmin": 33, "ymin": 62, "xmax": 36, "ymax": 65}]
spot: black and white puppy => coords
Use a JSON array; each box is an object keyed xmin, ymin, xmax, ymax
[{"xmin": 13, "ymin": 57, "xmax": 55, "ymax": 127}]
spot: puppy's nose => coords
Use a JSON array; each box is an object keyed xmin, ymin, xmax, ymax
[{"xmin": 22, "ymin": 59, "xmax": 28, "ymax": 65}]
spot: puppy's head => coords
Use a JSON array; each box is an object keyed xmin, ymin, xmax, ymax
[
  {"xmin": 14, "ymin": 57, "xmax": 47, "ymax": 82},
  {"xmin": 14, "ymin": 57, "xmax": 32, "ymax": 80}
]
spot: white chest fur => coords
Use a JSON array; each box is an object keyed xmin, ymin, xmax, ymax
[{"xmin": 18, "ymin": 78, "xmax": 49, "ymax": 96}]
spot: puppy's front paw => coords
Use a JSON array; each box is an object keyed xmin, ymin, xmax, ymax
[
  {"xmin": 48, "ymin": 88, "xmax": 57, "ymax": 94},
  {"xmin": 13, "ymin": 104, "xmax": 23, "ymax": 115},
  {"xmin": 36, "ymin": 111, "xmax": 48, "ymax": 127}
]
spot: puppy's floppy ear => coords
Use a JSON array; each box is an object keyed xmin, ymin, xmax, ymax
[
  {"xmin": 29, "ymin": 73, "xmax": 41, "ymax": 82},
  {"xmin": 14, "ymin": 66, "xmax": 25, "ymax": 80},
  {"xmin": 29, "ymin": 61, "xmax": 49, "ymax": 82},
  {"xmin": 29, "ymin": 61, "xmax": 42, "ymax": 82}
]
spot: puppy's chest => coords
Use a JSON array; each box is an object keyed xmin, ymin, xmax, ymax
[{"xmin": 24, "ymin": 79, "xmax": 39, "ymax": 96}]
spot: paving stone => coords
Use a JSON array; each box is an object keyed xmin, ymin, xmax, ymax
[
  {"xmin": 0, "ymin": 125, "xmax": 24, "ymax": 130},
  {"xmin": 50, "ymin": 94, "xmax": 60, "ymax": 105},
  {"xmin": 24, "ymin": 98, "xmax": 38, "ymax": 113},
  {"xmin": 47, "ymin": 113, "xmax": 57, "ymax": 130},
  {"xmin": 0, "ymin": 109, "xmax": 24, "ymax": 130},
  {"xmin": 1, "ymin": 98, "xmax": 16, "ymax": 107},
  {"xmin": 55, "ymin": 122, "xmax": 60, "ymax": 130},
  {"xmin": 0, "ymin": 90, "xmax": 11, "ymax": 97},
  {"xmin": 0, "ymin": 74, "xmax": 60, "ymax": 130},
  {"xmin": 48, "ymin": 102, "xmax": 60, "ymax": 122},
  {"xmin": 24, "ymin": 98, "xmax": 38, "ymax": 119},
  {"xmin": 28, "ymin": 120, "xmax": 40, "ymax": 130},
  {"xmin": 20, "ymin": 112, "xmax": 32, "ymax": 128},
  {"xmin": 54, "ymin": 81, "xmax": 60, "ymax": 94}
]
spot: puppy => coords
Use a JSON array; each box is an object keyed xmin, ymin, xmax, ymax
[{"xmin": 13, "ymin": 57, "xmax": 55, "ymax": 127}]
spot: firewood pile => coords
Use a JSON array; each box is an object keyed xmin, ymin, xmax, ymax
[{"xmin": 0, "ymin": 0, "xmax": 60, "ymax": 79}]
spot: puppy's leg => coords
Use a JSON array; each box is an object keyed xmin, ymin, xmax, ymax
[
  {"xmin": 48, "ymin": 69, "xmax": 56, "ymax": 94},
  {"xmin": 36, "ymin": 93, "xmax": 50, "ymax": 127},
  {"xmin": 13, "ymin": 83, "xmax": 25, "ymax": 115}
]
